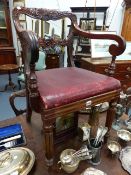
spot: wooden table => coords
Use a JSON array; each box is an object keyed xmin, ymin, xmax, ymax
[
  {"xmin": 0, "ymin": 64, "xmax": 19, "ymax": 91},
  {"xmin": 0, "ymin": 114, "xmax": 130, "ymax": 175}
]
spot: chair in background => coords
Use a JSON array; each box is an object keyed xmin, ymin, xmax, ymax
[
  {"xmin": 12, "ymin": 7, "xmax": 125, "ymax": 166},
  {"xmin": 18, "ymin": 50, "xmax": 46, "ymax": 89}
]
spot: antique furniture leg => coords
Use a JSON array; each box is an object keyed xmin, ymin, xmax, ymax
[
  {"xmin": 105, "ymin": 100, "xmax": 117, "ymax": 141},
  {"xmin": 0, "ymin": 64, "xmax": 19, "ymax": 91},
  {"xmin": 5, "ymin": 70, "xmax": 16, "ymax": 91},
  {"xmin": 43, "ymin": 122, "xmax": 54, "ymax": 166},
  {"xmin": 9, "ymin": 89, "xmax": 26, "ymax": 115}
]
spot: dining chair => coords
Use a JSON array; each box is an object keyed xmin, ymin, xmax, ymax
[{"xmin": 12, "ymin": 7, "xmax": 125, "ymax": 166}]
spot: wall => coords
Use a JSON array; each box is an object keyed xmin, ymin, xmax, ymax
[
  {"xmin": 9, "ymin": 0, "xmax": 19, "ymax": 58},
  {"xmin": 106, "ymin": 0, "xmax": 125, "ymax": 34}
]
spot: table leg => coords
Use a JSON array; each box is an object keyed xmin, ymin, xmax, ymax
[{"xmin": 5, "ymin": 70, "xmax": 16, "ymax": 91}]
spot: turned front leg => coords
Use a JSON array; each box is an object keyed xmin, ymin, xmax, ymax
[{"xmin": 43, "ymin": 124, "xmax": 54, "ymax": 166}]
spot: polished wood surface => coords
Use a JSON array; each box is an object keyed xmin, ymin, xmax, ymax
[
  {"xmin": 81, "ymin": 57, "xmax": 131, "ymax": 91},
  {"xmin": 0, "ymin": 47, "xmax": 16, "ymax": 66},
  {"xmin": 0, "ymin": 114, "xmax": 129, "ymax": 175},
  {"xmin": 46, "ymin": 54, "xmax": 59, "ymax": 69},
  {"xmin": 0, "ymin": 1, "xmax": 16, "ymax": 66},
  {"xmin": 0, "ymin": 64, "xmax": 18, "ymax": 71}
]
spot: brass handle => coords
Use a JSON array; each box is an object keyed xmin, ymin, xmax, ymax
[
  {"xmin": 52, "ymin": 57, "xmax": 56, "ymax": 60},
  {"xmin": 127, "ymin": 67, "xmax": 131, "ymax": 71}
]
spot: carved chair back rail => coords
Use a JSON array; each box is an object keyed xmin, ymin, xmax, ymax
[{"xmin": 12, "ymin": 7, "xmax": 126, "ymax": 166}]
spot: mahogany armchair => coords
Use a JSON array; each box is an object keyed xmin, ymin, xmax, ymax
[{"xmin": 12, "ymin": 7, "xmax": 125, "ymax": 166}]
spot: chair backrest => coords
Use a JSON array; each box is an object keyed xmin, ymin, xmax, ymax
[
  {"xmin": 13, "ymin": 7, "xmax": 78, "ymax": 71},
  {"xmin": 12, "ymin": 7, "xmax": 126, "ymax": 74}
]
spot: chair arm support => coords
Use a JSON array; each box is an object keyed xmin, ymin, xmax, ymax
[
  {"xmin": 9, "ymin": 89, "xmax": 26, "ymax": 116},
  {"xmin": 72, "ymin": 24, "xmax": 126, "ymax": 76},
  {"xmin": 17, "ymin": 30, "xmax": 40, "ymax": 112}
]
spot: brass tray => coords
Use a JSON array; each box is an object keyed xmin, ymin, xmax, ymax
[{"xmin": 0, "ymin": 147, "xmax": 35, "ymax": 175}]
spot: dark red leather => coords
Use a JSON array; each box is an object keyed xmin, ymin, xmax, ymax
[{"xmin": 36, "ymin": 67, "xmax": 121, "ymax": 109}]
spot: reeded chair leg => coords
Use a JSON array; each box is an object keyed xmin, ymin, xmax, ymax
[{"xmin": 43, "ymin": 124, "xmax": 54, "ymax": 166}]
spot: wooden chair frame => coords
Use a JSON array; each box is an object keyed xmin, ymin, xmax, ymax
[{"xmin": 12, "ymin": 7, "xmax": 126, "ymax": 166}]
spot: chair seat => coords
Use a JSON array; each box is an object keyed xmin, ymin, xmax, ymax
[{"xmin": 36, "ymin": 67, "xmax": 121, "ymax": 109}]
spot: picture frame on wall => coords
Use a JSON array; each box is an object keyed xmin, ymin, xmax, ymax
[
  {"xmin": 54, "ymin": 34, "xmax": 61, "ymax": 40},
  {"xmin": 13, "ymin": 0, "xmax": 25, "ymax": 8},
  {"xmin": 80, "ymin": 18, "xmax": 96, "ymax": 31},
  {"xmin": 79, "ymin": 18, "xmax": 96, "ymax": 45},
  {"xmin": 35, "ymin": 20, "xmax": 39, "ymax": 36},
  {"xmin": 41, "ymin": 20, "xmax": 44, "ymax": 38},
  {"xmin": 20, "ymin": 21, "xmax": 27, "ymax": 30},
  {"xmin": 45, "ymin": 21, "xmax": 50, "ymax": 34},
  {"xmin": 19, "ymin": 14, "xmax": 26, "ymax": 21},
  {"xmin": 13, "ymin": 0, "xmax": 25, "ymax": 20},
  {"xmin": 91, "ymin": 31, "xmax": 117, "ymax": 58},
  {"xmin": 0, "ymin": 11, "xmax": 6, "ymax": 28},
  {"xmin": 17, "ymin": 38, "xmax": 22, "ymax": 56}
]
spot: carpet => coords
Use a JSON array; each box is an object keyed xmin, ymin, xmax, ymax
[{"xmin": 0, "ymin": 73, "xmax": 26, "ymax": 121}]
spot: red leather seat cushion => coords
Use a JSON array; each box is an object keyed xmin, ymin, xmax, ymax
[{"xmin": 36, "ymin": 67, "xmax": 121, "ymax": 109}]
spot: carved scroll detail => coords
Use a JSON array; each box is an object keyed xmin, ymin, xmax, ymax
[{"xmin": 73, "ymin": 24, "xmax": 126, "ymax": 57}]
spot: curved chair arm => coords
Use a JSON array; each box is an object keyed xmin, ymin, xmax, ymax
[
  {"xmin": 72, "ymin": 24, "xmax": 126, "ymax": 76},
  {"xmin": 9, "ymin": 89, "xmax": 26, "ymax": 116}
]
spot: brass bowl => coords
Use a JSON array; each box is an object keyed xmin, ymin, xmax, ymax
[
  {"xmin": 117, "ymin": 129, "xmax": 131, "ymax": 142},
  {"xmin": 107, "ymin": 141, "xmax": 121, "ymax": 154},
  {"xmin": 59, "ymin": 149, "xmax": 79, "ymax": 174}
]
